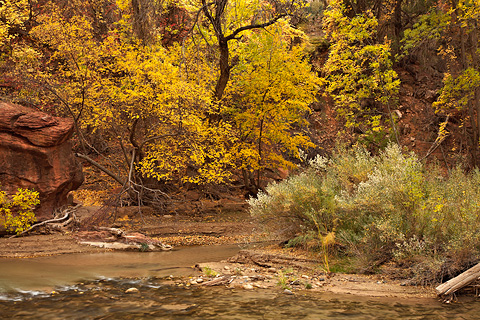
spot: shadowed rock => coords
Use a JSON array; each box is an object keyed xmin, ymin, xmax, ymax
[{"xmin": 0, "ymin": 101, "xmax": 83, "ymax": 220}]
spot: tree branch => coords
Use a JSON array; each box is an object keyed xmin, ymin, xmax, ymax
[
  {"xmin": 138, "ymin": 132, "xmax": 180, "ymax": 150},
  {"xmin": 76, "ymin": 153, "xmax": 126, "ymax": 186},
  {"xmin": 10, "ymin": 204, "xmax": 81, "ymax": 238},
  {"xmin": 225, "ymin": 14, "xmax": 287, "ymax": 41}
]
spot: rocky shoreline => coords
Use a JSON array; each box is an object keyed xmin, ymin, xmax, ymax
[{"xmin": 172, "ymin": 249, "xmax": 437, "ymax": 300}]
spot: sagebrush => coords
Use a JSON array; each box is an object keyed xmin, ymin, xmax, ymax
[{"xmin": 249, "ymin": 144, "xmax": 480, "ymax": 284}]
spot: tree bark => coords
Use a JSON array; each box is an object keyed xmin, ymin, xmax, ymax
[
  {"xmin": 436, "ymin": 262, "xmax": 480, "ymax": 297},
  {"xmin": 215, "ymin": 38, "xmax": 231, "ymax": 100},
  {"xmin": 200, "ymin": 0, "xmax": 288, "ymax": 101}
]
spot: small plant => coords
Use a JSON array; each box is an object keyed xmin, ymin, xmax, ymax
[
  {"xmin": 320, "ymin": 231, "xmax": 336, "ymax": 273},
  {"xmin": 304, "ymin": 282, "xmax": 313, "ymax": 289},
  {"xmin": 276, "ymin": 271, "xmax": 291, "ymax": 290},
  {"xmin": 139, "ymin": 243, "xmax": 150, "ymax": 252},
  {"xmin": 276, "ymin": 268, "xmax": 295, "ymax": 290},
  {"xmin": 234, "ymin": 267, "xmax": 243, "ymax": 276},
  {"xmin": 0, "ymin": 187, "xmax": 39, "ymax": 235},
  {"xmin": 203, "ymin": 266, "xmax": 218, "ymax": 277}
]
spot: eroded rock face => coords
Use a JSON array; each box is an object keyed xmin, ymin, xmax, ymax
[{"xmin": 0, "ymin": 101, "xmax": 84, "ymax": 220}]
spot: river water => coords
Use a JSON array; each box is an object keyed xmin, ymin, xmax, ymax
[{"xmin": 1, "ymin": 245, "xmax": 479, "ymax": 319}]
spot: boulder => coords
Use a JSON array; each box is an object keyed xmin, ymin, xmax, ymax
[{"xmin": 0, "ymin": 101, "xmax": 84, "ymax": 220}]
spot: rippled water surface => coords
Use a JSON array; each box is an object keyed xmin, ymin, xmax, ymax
[
  {"xmin": 1, "ymin": 246, "xmax": 479, "ymax": 319},
  {"xmin": 1, "ymin": 278, "xmax": 479, "ymax": 320}
]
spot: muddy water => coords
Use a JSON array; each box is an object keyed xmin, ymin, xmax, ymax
[
  {"xmin": 1, "ymin": 246, "xmax": 479, "ymax": 319},
  {"xmin": 0, "ymin": 245, "xmax": 240, "ymax": 292}
]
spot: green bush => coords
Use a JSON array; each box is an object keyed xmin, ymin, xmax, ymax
[
  {"xmin": 249, "ymin": 144, "xmax": 480, "ymax": 284},
  {"xmin": 0, "ymin": 187, "xmax": 39, "ymax": 235}
]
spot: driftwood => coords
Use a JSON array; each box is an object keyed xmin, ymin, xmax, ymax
[
  {"xmin": 201, "ymin": 275, "xmax": 233, "ymax": 287},
  {"xmin": 436, "ymin": 263, "xmax": 480, "ymax": 298},
  {"xmin": 77, "ymin": 227, "xmax": 173, "ymax": 251},
  {"xmin": 10, "ymin": 204, "xmax": 80, "ymax": 238}
]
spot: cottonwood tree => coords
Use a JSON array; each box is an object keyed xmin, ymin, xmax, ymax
[
  {"xmin": 227, "ymin": 20, "xmax": 319, "ymax": 192},
  {"xmin": 21, "ymin": 1, "xmax": 236, "ymax": 206},
  {"xmin": 187, "ymin": 0, "xmax": 308, "ymax": 100},
  {"xmin": 182, "ymin": 0, "xmax": 319, "ymax": 192}
]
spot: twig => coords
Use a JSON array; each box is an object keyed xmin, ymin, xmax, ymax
[{"xmin": 419, "ymin": 115, "xmax": 450, "ymax": 162}]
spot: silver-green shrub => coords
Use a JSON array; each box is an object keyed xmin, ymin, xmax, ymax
[{"xmin": 249, "ymin": 143, "xmax": 480, "ymax": 283}]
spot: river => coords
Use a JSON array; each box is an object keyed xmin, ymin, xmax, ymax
[{"xmin": 1, "ymin": 245, "xmax": 479, "ymax": 319}]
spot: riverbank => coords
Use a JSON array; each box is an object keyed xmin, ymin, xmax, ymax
[
  {"xmin": 0, "ymin": 234, "xmax": 436, "ymax": 300},
  {"xmin": 177, "ymin": 248, "xmax": 437, "ymax": 300},
  {"xmin": 0, "ymin": 208, "xmax": 438, "ymax": 301}
]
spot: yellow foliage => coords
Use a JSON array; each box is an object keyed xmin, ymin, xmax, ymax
[
  {"xmin": 0, "ymin": 188, "xmax": 39, "ymax": 234},
  {"xmin": 322, "ymin": 2, "xmax": 399, "ymax": 136},
  {"xmin": 226, "ymin": 20, "xmax": 319, "ymax": 176},
  {"xmin": 0, "ymin": 0, "xmax": 30, "ymax": 45},
  {"xmin": 12, "ymin": 0, "xmax": 320, "ymax": 188}
]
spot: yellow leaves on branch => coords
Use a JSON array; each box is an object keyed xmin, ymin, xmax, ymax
[
  {"xmin": 17, "ymin": 0, "xmax": 320, "ymax": 186},
  {"xmin": 0, "ymin": 188, "xmax": 39, "ymax": 235},
  {"xmin": 227, "ymin": 20, "xmax": 319, "ymax": 172},
  {"xmin": 0, "ymin": 0, "xmax": 31, "ymax": 45},
  {"xmin": 321, "ymin": 2, "xmax": 399, "ymax": 136}
]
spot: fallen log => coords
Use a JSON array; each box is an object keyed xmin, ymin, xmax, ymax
[
  {"xmin": 436, "ymin": 263, "xmax": 480, "ymax": 297},
  {"xmin": 76, "ymin": 227, "xmax": 173, "ymax": 251}
]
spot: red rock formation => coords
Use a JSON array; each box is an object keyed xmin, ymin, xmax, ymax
[{"xmin": 0, "ymin": 101, "xmax": 83, "ymax": 220}]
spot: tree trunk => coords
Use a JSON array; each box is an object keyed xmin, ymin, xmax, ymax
[
  {"xmin": 392, "ymin": 0, "xmax": 403, "ymax": 53},
  {"xmin": 215, "ymin": 37, "xmax": 230, "ymax": 100}
]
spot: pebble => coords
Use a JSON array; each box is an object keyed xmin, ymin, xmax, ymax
[
  {"xmin": 301, "ymin": 275, "xmax": 310, "ymax": 279},
  {"xmin": 243, "ymin": 284, "xmax": 254, "ymax": 290},
  {"xmin": 196, "ymin": 278, "xmax": 204, "ymax": 283},
  {"xmin": 224, "ymin": 266, "xmax": 230, "ymax": 270},
  {"xmin": 161, "ymin": 304, "xmax": 195, "ymax": 311},
  {"xmin": 283, "ymin": 289, "xmax": 294, "ymax": 295},
  {"xmin": 268, "ymin": 267, "xmax": 277, "ymax": 273},
  {"xmin": 290, "ymin": 280, "xmax": 301, "ymax": 286},
  {"xmin": 125, "ymin": 288, "xmax": 139, "ymax": 294}
]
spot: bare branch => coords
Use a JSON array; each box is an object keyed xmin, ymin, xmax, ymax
[{"xmin": 76, "ymin": 153, "xmax": 126, "ymax": 186}]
